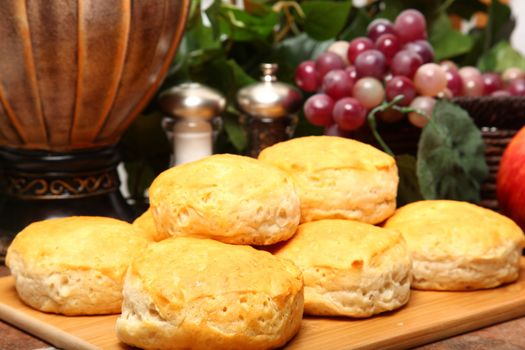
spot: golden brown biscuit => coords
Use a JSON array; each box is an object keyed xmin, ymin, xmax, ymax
[
  {"xmin": 6, "ymin": 216, "xmax": 150, "ymax": 315},
  {"xmin": 384, "ymin": 200, "xmax": 525, "ymax": 290},
  {"xmin": 274, "ymin": 219, "xmax": 412, "ymax": 317},
  {"xmin": 116, "ymin": 237, "xmax": 304, "ymax": 350},
  {"xmin": 148, "ymin": 154, "xmax": 300, "ymax": 245},
  {"xmin": 133, "ymin": 208, "xmax": 170, "ymax": 242},
  {"xmin": 258, "ymin": 136, "xmax": 398, "ymax": 224}
]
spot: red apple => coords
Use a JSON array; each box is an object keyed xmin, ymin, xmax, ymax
[{"xmin": 497, "ymin": 126, "xmax": 525, "ymax": 230}]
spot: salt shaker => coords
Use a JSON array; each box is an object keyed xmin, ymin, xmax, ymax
[
  {"xmin": 158, "ymin": 83, "xmax": 225, "ymax": 166},
  {"xmin": 237, "ymin": 63, "xmax": 302, "ymax": 157}
]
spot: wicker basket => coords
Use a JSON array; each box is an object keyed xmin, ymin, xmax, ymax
[{"xmin": 353, "ymin": 96, "xmax": 525, "ymax": 211}]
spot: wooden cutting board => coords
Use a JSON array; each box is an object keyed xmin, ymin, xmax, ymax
[{"xmin": 1, "ymin": 258, "xmax": 525, "ymax": 350}]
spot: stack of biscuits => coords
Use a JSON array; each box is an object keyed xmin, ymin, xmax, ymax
[{"xmin": 5, "ymin": 136, "xmax": 525, "ymax": 350}]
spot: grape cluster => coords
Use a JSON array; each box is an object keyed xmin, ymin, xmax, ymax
[{"xmin": 295, "ymin": 9, "xmax": 525, "ymax": 133}]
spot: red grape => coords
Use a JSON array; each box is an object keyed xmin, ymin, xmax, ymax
[
  {"xmin": 491, "ymin": 90, "xmax": 511, "ymax": 97},
  {"xmin": 333, "ymin": 97, "xmax": 367, "ymax": 131},
  {"xmin": 322, "ymin": 69, "xmax": 354, "ymax": 99},
  {"xmin": 408, "ymin": 96, "xmax": 436, "ymax": 128},
  {"xmin": 458, "ymin": 66, "xmax": 483, "ymax": 97},
  {"xmin": 347, "ymin": 37, "xmax": 374, "ymax": 64},
  {"xmin": 414, "ymin": 63, "xmax": 447, "ymax": 97},
  {"xmin": 353, "ymin": 77, "xmax": 385, "ymax": 109},
  {"xmin": 445, "ymin": 69, "xmax": 463, "ymax": 96},
  {"xmin": 375, "ymin": 34, "xmax": 400, "ymax": 61},
  {"xmin": 295, "ymin": 60, "xmax": 319, "ymax": 93},
  {"xmin": 324, "ymin": 124, "xmax": 352, "ymax": 137},
  {"xmin": 404, "ymin": 40, "xmax": 434, "ymax": 63},
  {"xmin": 507, "ymin": 79, "xmax": 525, "ymax": 96},
  {"xmin": 385, "ymin": 76, "xmax": 417, "ymax": 106},
  {"xmin": 304, "ymin": 94, "xmax": 335, "ymax": 126},
  {"xmin": 482, "ymin": 72, "xmax": 503, "ymax": 95},
  {"xmin": 377, "ymin": 107, "xmax": 405, "ymax": 123},
  {"xmin": 345, "ymin": 65, "xmax": 359, "ymax": 83},
  {"xmin": 394, "ymin": 9, "xmax": 427, "ymax": 43},
  {"xmin": 315, "ymin": 52, "xmax": 345, "ymax": 81},
  {"xmin": 390, "ymin": 50, "xmax": 423, "ymax": 79},
  {"xmin": 367, "ymin": 19, "xmax": 397, "ymax": 42},
  {"xmin": 354, "ymin": 49, "xmax": 387, "ymax": 79}
]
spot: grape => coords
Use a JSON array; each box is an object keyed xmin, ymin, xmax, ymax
[
  {"xmin": 375, "ymin": 34, "xmax": 400, "ymax": 61},
  {"xmin": 404, "ymin": 40, "xmax": 434, "ymax": 63},
  {"xmin": 394, "ymin": 9, "xmax": 427, "ymax": 43},
  {"xmin": 377, "ymin": 107, "xmax": 405, "ymax": 123},
  {"xmin": 507, "ymin": 79, "xmax": 525, "ymax": 96},
  {"xmin": 295, "ymin": 60, "xmax": 319, "ymax": 93},
  {"xmin": 445, "ymin": 69, "xmax": 463, "ymax": 97},
  {"xmin": 482, "ymin": 72, "xmax": 503, "ymax": 95},
  {"xmin": 390, "ymin": 50, "xmax": 423, "ymax": 79},
  {"xmin": 352, "ymin": 77, "xmax": 385, "ymax": 109},
  {"xmin": 385, "ymin": 76, "xmax": 417, "ymax": 106},
  {"xmin": 491, "ymin": 90, "xmax": 511, "ymax": 97},
  {"xmin": 414, "ymin": 63, "xmax": 447, "ymax": 97},
  {"xmin": 367, "ymin": 19, "xmax": 397, "ymax": 42},
  {"xmin": 458, "ymin": 66, "xmax": 483, "ymax": 97},
  {"xmin": 354, "ymin": 49, "xmax": 387, "ymax": 79},
  {"xmin": 322, "ymin": 69, "xmax": 354, "ymax": 100},
  {"xmin": 333, "ymin": 97, "xmax": 367, "ymax": 131},
  {"xmin": 408, "ymin": 96, "xmax": 436, "ymax": 128},
  {"xmin": 345, "ymin": 66, "xmax": 359, "ymax": 83},
  {"xmin": 328, "ymin": 41, "xmax": 350, "ymax": 65},
  {"xmin": 440, "ymin": 60, "xmax": 458, "ymax": 72},
  {"xmin": 437, "ymin": 88, "xmax": 453, "ymax": 99},
  {"xmin": 315, "ymin": 52, "xmax": 345, "ymax": 80},
  {"xmin": 347, "ymin": 37, "xmax": 374, "ymax": 64},
  {"xmin": 502, "ymin": 67, "xmax": 525, "ymax": 84},
  {"xmin": 324, "ymin": 124, "xmax": 352, "ymax": 137},
  {"xmin": 304, "ymin": 94, "xmax": 335, "ymax": 126}
]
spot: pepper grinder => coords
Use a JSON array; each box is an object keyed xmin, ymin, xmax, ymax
[
  {"xmin": 237, "ymin": 63, "xmax": 302, "ymax": 157},
  {"xmin": 158, "ymin": 83, "xmax": 225, "ymax": 166}
]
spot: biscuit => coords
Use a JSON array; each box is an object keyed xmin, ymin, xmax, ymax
[
  {"xmin": 258, "ymin": 136, "xmax": 398, "ymax": 224},
  {"xmin": 274, "ymin": 219, "xmax": 412, "ymax": 317},
  {"xmin": 116, "ymin": 237, "xmax": 304, "ymax": 350},
  {"xmin": 6, "ymin": 216, "xmax": 149, "ymax": 315},
  {"xmin": 149, "ymin": 154, "xmax": 300, "ymax": 245},
  {"xmin": 384, "ymin": 200, "xmax": 525, "ymax": 290}
]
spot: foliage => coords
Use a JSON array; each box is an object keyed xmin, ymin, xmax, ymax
[{"xmin": 120, "ymin": 0, "xmax": 521, "ymax": 203}]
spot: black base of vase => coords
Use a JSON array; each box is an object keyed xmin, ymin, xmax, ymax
[{"xmin": 0, "ymin": 146, "xmax": 135, "ymax": 262}]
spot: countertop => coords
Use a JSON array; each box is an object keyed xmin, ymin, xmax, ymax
[{"xmin": 1, "ymin": 266, "xmax": 525, "ymax": 350}]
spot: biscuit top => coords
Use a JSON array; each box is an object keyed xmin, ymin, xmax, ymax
[
  {"xmin": 149, "ymin": 153, "xmax": 294, "ymax": 208},
  {"xmin": 129, "ymin": 237, "xmax": 303, "ymax": 316},
  {"xmin": 6, "ymin": 216, "xmax": 149, "ymax": 280},
  {"xmin": 384, "ymin": 200, "xmax": 525, "ymax": 256},
  {"xmin": 274, "ymin": 219, "xmax": 406, "ymax": 270},
  {"xmin": 258, "ymin": 136, "xmax": 395, "ymax": 173}
]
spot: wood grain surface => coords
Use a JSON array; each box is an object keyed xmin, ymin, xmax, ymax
[{"xmin": 0, "ymin": 258, "xmax": 524, "ymax": 350}]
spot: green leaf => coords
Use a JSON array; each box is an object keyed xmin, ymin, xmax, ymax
[
  {"xmin": 484, "ymin": 0, "xmax": 514, "ymax": 51},
  {"xmin": 223, "ymin": 113, "xmax": 247, "ymax": 151},
  {"xmin": 339, "ymin": 7, "xmax": 371, "ymax": 41},
  {"xmin": 396, "ymin": 154, "xmax": 424, "ymax": 207},
  {"xmin": 299, "ymin": 1, "xmax": 352, "ymax": 41},
  {"xmin": 477, "ymin": 40, "xmax": 525, "ymax": 72},
  {"xmin": 429, "ymin": 13, "xmax": 473, "ymax": 61},
  {"xmin": 217, "ymin": 4, "xmax": 278, "ymax": 42},
  {"xmin": 416, "ymin": 100, "xmax": 488, "ymax": 203}
]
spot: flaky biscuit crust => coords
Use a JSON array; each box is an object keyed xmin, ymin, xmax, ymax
[
  {"xmin": 258, "ymin": 136, "xmax": 398, "ymax": 224},
  {"xmin": 384, "ymin": 200, "xmax": 525, "ymax": 290}
]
